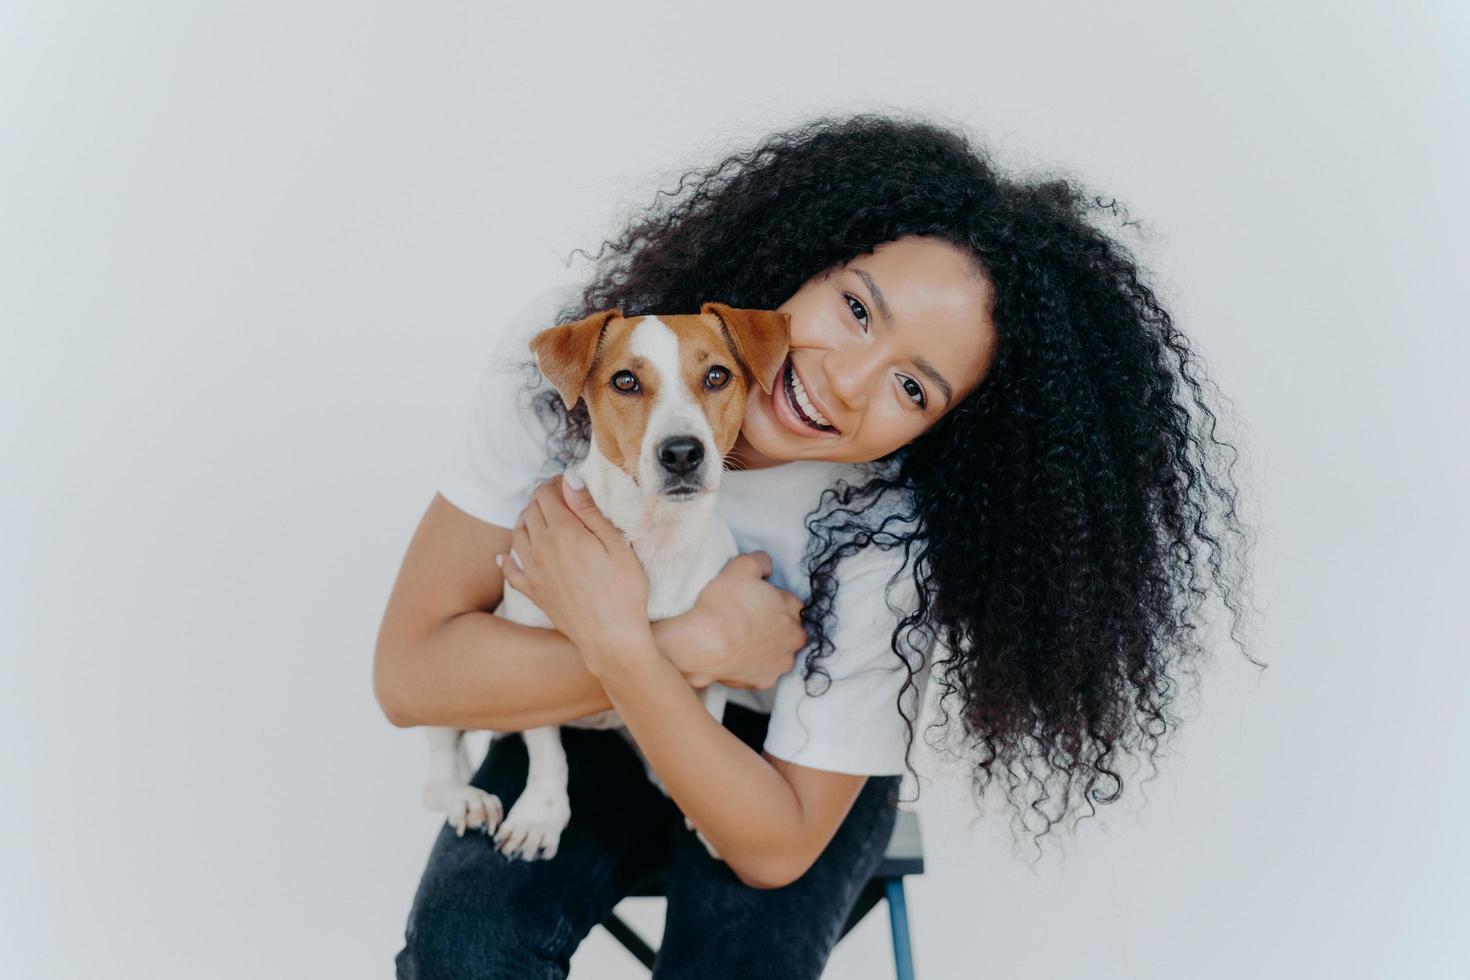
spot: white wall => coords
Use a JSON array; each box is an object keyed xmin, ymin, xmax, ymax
[{"xmin": 3, "ymin": 2, "xmax": 1466, "ymax": 977}]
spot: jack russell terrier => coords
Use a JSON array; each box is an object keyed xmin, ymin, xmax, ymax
[{"xmin": 423, "ymin": 300, "xmax": 790, "ymax": 862}]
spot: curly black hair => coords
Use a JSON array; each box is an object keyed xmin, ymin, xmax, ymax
[{"xmin": 522, "ymin": 111, "xmax": 1262, "ymax": 857}]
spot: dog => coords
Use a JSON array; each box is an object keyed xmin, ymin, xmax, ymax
[{"xmin": 422, "ymin": 300, "xmax": 790, "ymax": 862}]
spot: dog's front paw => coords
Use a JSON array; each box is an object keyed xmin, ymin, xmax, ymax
[
  {"xmin": 493, "ymin": 790, "xmax": 571, "ymax": 861},
  {"xmin": 423, "ymin": 781, "xmax": 504, "ymax": 838},
  {"xmin": 685, "ymin": 815, "xmax": 722, "ymax": 861}
]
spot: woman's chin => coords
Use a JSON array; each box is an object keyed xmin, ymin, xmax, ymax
[
  {"xmin": 740, "ymin": 414, "xmax": 834, "ymax": 464},
  {"xmin": 738, "ymin": 384, "xmax": 851, "ymax": 462},
  {"xmin": 734, "ymin": 412, "xmax": 794, "ymax": 462}
]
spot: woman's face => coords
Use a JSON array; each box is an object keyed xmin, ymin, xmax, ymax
[{"xmin": 731, "ymin": 234, "xmax": 998, "ymax": 467}]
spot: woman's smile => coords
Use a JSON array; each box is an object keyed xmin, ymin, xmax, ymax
[
  {"xmin": 773, "ymin": 355, "xmax": 842, "ymax": 438},
  {"xmin": 731, "ymin": 235, "xmax": 997, "ymax": 469}
]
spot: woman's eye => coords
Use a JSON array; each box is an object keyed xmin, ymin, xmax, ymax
[
  {"xmin": 611, "ymin": 370, "xmax": 640, "ymax": 392},
  {"xmin": 899, "ymin": 375, "xmax": 926, "ymax": 408},
  {"xmin": 705, "ymin": 365, "xmax": 731, "ymax": 389},
  {"xmin": 844, "ymin": 293, "xmax": 869, "ymax": 332}
]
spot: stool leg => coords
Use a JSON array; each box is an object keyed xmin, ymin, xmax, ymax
[
  {"xmin": 884, "ymin": 877, "xmax": 916, "ymax": 980},
  {"xmin": 601, "ymin": 911, "xmax": 658, "ymax": 970}
]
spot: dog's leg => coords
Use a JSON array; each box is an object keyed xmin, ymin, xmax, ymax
[
  {"xmin": 422, "ymin": 726, "xmax": 503, "ymax": 837},
  {"xmin": 493, "ymin": 726, "xmax": 572, "ymax": 861}
]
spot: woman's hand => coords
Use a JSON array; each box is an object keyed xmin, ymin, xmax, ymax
[
  {"xmin": 499, "ymin": 473, "xmax": 808, "ymax": 690},
  {"xmin": 498, "ymin": 474, "xmax": 653, "ymax": 676},
  {"xmin": 672, "ymin": 551, "xmax": 809, "ymax": 691}
]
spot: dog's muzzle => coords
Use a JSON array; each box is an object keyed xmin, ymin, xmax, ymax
[{"xmin": 657, "ymin": 435, "xmax": 707, "ymax": 496}]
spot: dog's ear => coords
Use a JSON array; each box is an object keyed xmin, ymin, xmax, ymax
[
  {"xmin": 701, "ymin": 302, "xmax": 791, "ymax": 395},
  {"xmin": 528, "ymin": 308, "xmax": 623, "ymax": 410}
]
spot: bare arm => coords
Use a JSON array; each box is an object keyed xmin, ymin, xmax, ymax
[
  {"xmin": 594, "ymin": 636, "xmax": 868, "ymax": 889},
  {"xmin": 372, "ymin": 492, "xmax": 803, "ymax": 731},
  {"xmin": 378, "ymin": 609, "xmax": 635, "ymax": 732},
  {"xmin": 373, "ymin": 492, "xmax": 692, "ymax": 730}
]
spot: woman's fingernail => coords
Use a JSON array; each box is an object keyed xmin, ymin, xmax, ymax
[
  {"xmin": 494, "ymin": 554, "xmax": 503, "ymax": 567},
  {"xmin": 564, "ymin": 471, "xmax": 585, "ymax": 491}
]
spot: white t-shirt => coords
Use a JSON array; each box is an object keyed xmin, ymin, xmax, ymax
[{"xmin": 436, "ymin": 283, "xmax": 933, "ymax": 775}]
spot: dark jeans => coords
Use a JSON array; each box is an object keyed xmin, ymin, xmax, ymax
[{"xmin": 396, "ymin": 703, "xmax": 902, "ymax": 979}]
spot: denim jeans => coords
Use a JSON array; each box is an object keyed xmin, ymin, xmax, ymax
[{"xmin": 395, "ymin": 703, "xmax": 902, "ymax": 979}]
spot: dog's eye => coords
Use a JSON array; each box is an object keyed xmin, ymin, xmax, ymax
[
  {"xmin": 705, "ymin": 366, "xmax": 731, "ymax": 390},
  {"xmin": 611, "ymin": 370, "xmax": 640, "ymax": 393}
]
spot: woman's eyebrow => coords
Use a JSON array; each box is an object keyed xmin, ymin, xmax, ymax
[
  {"xmin": 852, "ymin": 266, "xmax": 954, "ymax": 407},
  {"xmin": 911, "ymin": 354, "xmax": 954, "ymax": 407},
  {"xmin": 851, "ymin": 267, "xmax": 894, "ymax": 325}
]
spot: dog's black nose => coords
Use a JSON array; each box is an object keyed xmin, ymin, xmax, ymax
[{"xmin": 657, "ymin": 436, "xmax": 705, "ymax": 476}]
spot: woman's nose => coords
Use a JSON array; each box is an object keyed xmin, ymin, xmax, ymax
[{"xmin": 824, "ymin": 343, "xmax": 885, "ymax": 412}]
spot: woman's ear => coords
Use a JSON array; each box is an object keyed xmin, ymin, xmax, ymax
[
  {"xmin": 701, "ymin": 302, "xmax": 791, "ymax": 395},
  {"xmin": 528, "ymin": 308, "xmax": 623, "ymax": 410}
]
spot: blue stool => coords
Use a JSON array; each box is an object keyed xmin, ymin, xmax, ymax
[{"xmin": 600, "ymin": 809, "xmax": 922, "ymax": 979}]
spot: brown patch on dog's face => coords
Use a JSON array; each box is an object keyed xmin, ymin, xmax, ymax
[
  {"xmin": 670, "ymin": 315, "xmax": 755, "ymax": 457},
  {"xmin": 700, "ymin": 303, "xmax": 791, "ymax": 398},
  {"xmin": 576, "ymin": 316, "xmax": 746, "ymax": 476},
  {"xmin": 534, "ymin": 305, "xmax": 791, "ymax": 488},
  {"xmin": 528, "ymin": 307, "xmax": 622, "ymax": 411},
  {"xmin": 578, "ymin": 318, "xmax": 652, "ymax": 473}
]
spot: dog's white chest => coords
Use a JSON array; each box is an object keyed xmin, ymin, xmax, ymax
[{"xmin": 642, "ymin": 519, "xmax": 738, "ymax": 621}]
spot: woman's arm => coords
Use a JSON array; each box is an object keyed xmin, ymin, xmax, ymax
[
  {"xmin": 373, "ymin": 493, "xmax": 804, "ymax": 731},
  {"xmin": 501, "ymin": 477, "xmax": 869, "ymax": 888},
  {"xmin": 590, "ymin": 635, "xmax": 868, "ymax": 889},
  {"xmin": 376, "ymin": 604, "xmax": 694, "ymax": 732}
]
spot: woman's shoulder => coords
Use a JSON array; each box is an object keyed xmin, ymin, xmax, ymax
[
  {"xmin": 721, "ymin": 456, "xmax": 910, "ymax": 507},
  {"xmin": 487, "ymin": 280, "xmax": 586, "ymax": 368},
  {"xmin": 827, "ymin": 460, "xmax": 925, "ymax": 539},
  {"xmin": 436, "ymin": 281, "xmax": 584, "ymax": 525},
  {"xmin": 762, "ymin": 461, "xmax": 922, "ymax": 595}
]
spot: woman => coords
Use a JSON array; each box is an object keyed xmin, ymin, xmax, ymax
[{"xmin": 374, "ymin": 112, "xmax": 1257, "ymax": 978}]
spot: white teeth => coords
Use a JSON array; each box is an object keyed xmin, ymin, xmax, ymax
[{"xmin": 790, "ymin": 369, "xmax": 830, "ymax": 428}]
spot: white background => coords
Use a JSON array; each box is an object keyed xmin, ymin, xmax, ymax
[{"xmin": 3, "ymin": 2, "xmax": 1467, "ymax": 977}]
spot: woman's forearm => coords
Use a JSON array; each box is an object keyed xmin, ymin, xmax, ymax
[
  {"xmin": 589, "ymin": 634, "xmax": 815, "ymax": 889},
  {"xmin": 374, "ymin": 609, "xmax": 695, "ymax": 732}
]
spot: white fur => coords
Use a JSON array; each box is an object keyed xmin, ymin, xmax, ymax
[
  {"xmin": 423, "ymin": 316, "xmax": 734, "ymax": 861},
  {"xmin": 627, "ymin": 316, "xmax": 722, "ymax": 502}
]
